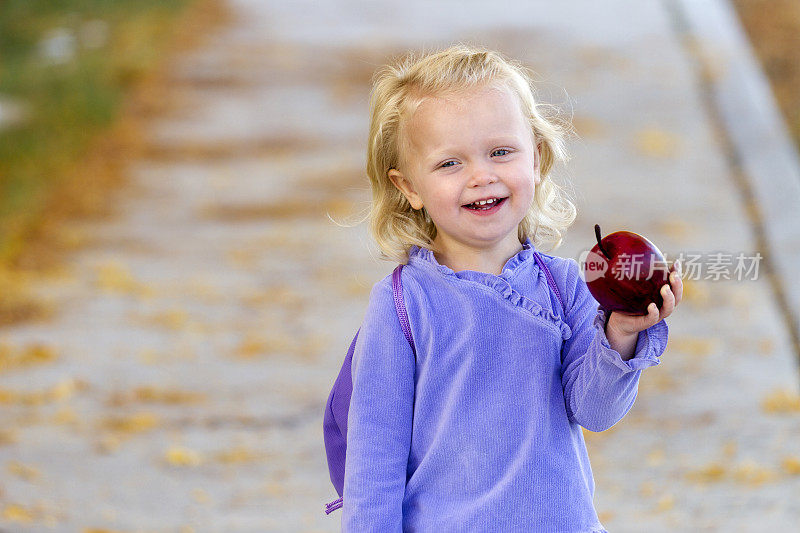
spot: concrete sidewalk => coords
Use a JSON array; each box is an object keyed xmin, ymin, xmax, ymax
[{"xmin": 0, "ymin": 0, "xmax": 798, "ymax": 531}]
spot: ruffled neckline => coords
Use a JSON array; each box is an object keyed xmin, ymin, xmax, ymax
[
  {"xmin": 407, "ymin": 238, "xmax": 572, "ymax": 340},
  {"xmin": 408, "ymin": 237, "xmax": 536, "ymax": 281}
]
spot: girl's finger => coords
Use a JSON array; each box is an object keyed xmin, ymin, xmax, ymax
[
  {"xmin": 662, "ymin": 283, "xmax": 674, "ymax": 308},
  {"xmin": 659, "ymin": 284, "xmax": 675, "ymax": 320},
  {"xmin": 641, "ymin": 302, "xmax": 660, "ymax": 329},
  {"xmin": 627, "ymin": 303, "xmax": 660, "ymax": 334},
  {"xmin": 618, "ymin": 302, "xmax": 661, "ymax": 334},
  {"xmin": 670, "ymin": 270, "xmax": 683, "ymax": 305}
]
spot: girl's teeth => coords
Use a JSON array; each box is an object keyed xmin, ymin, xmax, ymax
[{"xmin": 467, "ymin": 198, "xmax": 501, "ymax": 209}]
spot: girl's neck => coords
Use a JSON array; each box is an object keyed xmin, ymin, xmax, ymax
[{"xmin": 432, "ymin": 236, "xmax": 524, "ymax": 276}]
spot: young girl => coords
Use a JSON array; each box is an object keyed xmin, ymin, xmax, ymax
[{"xmin": 342, "ymin": 44, "xmax": 682, "ymax": 532}]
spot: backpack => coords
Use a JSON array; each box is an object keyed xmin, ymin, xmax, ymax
[{"xmin": 323, "ymin": 253, "xmax": 566, "ymax": 515}]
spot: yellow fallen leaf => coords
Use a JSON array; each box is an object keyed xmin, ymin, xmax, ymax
[
  {"xmin": 0, "ymin": 377, "xmax": 87, "ymax": 406},
  {"xmin": 722, "ymin": 440, "xmax": 737, "ymax": 458},
  {"xmin": 635, "ymin": 128, "xmax": 679, "ymax": 158},
  {"xmin": 668, "ymin": 336, "xmax": 719, "ymax": 357},
  {"xmin": 186, "ymin": 279, "xmax": 221, "ymax": 300},
  {"xmin": 215, "ymin": 446, "xmax": 262, "ymax": 464},
  {"xmin": 680, "ymin": 279, "xmax": 709, "ymax": 307},
  {"xmin": 109, "ymin": 386, "xmax": 207, "ymax": 407},
  {"xmin": 234, "ymin": 335, "xmax": 269, "ymax": 359},
  {"xmin": 575, "ymin": 45, "xmax": 633, "ymax": 74},
  {"xmin": 138, "ymin": 309, "xmax": 189, "ymax": 330},
  {"xmin": 97, "ymin": 434, "xmax": 122, "ymax": 454},
  {"xmin": 685, "ymin": 462, "xmax": 726, "ymax": 483},
  {"xmin": 8, "ymin": 461, "xmax": 40, "ymax": 481},
  {"xmin": 732, "ymin": 460, "xmax": 776, "ymax": 486},
  {"xmin": 0, "ymin": 389, "xmax": 25, "ymax": 404},
  {"xmin": 782, "ymin": 456, "xmax": 800, "ymax": 475},
  {"xmin": 654, "ymin": 218, "xmax": 692, "ymax": 240},
  {"xmin": 344, "ymin": 278, "xmax": 372, "ymax": 297},
  {"xmin": 241, "ymin": 285, "xmax": 304, "ymax": 309},
  {"xmin": 761, "ymin": 389, "xmax": 800, "ymax": 413},
  {"xmin": 139, "ymin": 348, "xmax": 161, "ymax": 365},
  {"xmin": 571, "ymin": 116, "xmax": 606, "ymax": 138},
  {"xmin": 51, "ymin": 378, "xmax": 79, "ymax": 401},
  {"xmin": 95, "ymin": 261, "xmax": 139, "ymax": 293},
  {"xmin": 325, "ymin": 197, "xmax": 357, "ymax": 219},
  {"xmin": 0, "ymin": 429, "xmax": 19, "ymax": 445},
  {"xmin": 133, "ymin": 386, "xmax": 205, "ymax": 404},
  {"xmin": 685, "ymin": 41, "xmax": 729, "ymax": 82},
  {"xmin": 227, "ymin": 248, "xmax": 257, "ymax": 268},
  {"xmin": 56, "ymin": 225, "xmax": 90, "ymax": 249},
  {"xmin": 53, "ymin": 405, "xmax": 78, "ymax": 424},
  {"xmin": 165, "ymin": 445, "xmax": 203, "ymax": 467},
  {"xmin": 263, "ymin": 481, "xmax": 287, "ymax": 497},
  {"xmin": 232, "ymin": 333, "xmax": 292, "ymax": 358},
  {"xmin": 300, "ymin": 334, "xmax": 328, "ymax": 355},
  {"xmin": 655, "ymin": 493, "xmax": 675, "ymax": 512},
  {"xmin": 191, "ymin": 488, "xmax": 211, "ymax": 504},
  {"xmin": 0, "ymin": 342, "xmax": 58, "ymax": 373},
  {"xmin": 758, "ymin": 338, "xmax": 775, "ymax": 356},
  {"xmin": 101, "ymin": 412, "xmax": 160, "ymax": 434},
  {"xmin": 644, "ymin": 371, "xmax": 677, "ymax": 392},
  {"xmin": 646, "ymin": 448, "xmax": 665, "ymax": 466},
  {"xmin": 744, "ymin": 197, "xmax": 762, "ymax": 220},
  {"xmin": 3, "ymin": 504, "xmax": 34, "ymax": 523}
]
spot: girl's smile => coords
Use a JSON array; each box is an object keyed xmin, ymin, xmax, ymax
[{"xmin": 462, "ymin": 196, "xmax": 508, "ymax": 214}]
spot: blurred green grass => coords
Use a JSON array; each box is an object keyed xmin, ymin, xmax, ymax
[{"xmin": 0, "ymin": 0, "xmax": 199, "ymax": 263}]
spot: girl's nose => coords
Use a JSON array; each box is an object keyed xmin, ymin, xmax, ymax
[{"xmin": 467, "ymin": 162, "xmax": 498, "ymax": 187}]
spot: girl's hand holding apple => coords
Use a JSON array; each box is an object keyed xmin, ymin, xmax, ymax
[{"xmin": 605, "ymin": 262, "xmax": 683, "ymax": 360}]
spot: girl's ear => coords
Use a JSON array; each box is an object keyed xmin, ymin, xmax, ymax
[
  {"xmin": 534, "ymin": 141, "xmax": 542, "ymax": 185},
  {"xmin": 388, "ymin": 168, "xmax": 424, "ymax": 210}
]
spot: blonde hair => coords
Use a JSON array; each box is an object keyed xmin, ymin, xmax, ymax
[{"xmin": 357, "ymin": 43, "xmax": 577, "ymax": 263}]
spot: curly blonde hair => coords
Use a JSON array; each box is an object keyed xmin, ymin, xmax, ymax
[{"xmin": 356, "ymin": 43, "xmax": 577, "ymax": 263}]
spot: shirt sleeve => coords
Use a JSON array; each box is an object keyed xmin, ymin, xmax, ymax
[
  {"xmin": 559, "ymin": 258, "xmax": 668, "ymax": 432},
  {"xmin": 341, "ymin": 276, "xmax": 416, "ymax": 532}
]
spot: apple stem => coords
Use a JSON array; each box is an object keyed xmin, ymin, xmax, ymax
[{"xmin": 594, "ymin": 224, "xmax": 611, "ymax": 260}]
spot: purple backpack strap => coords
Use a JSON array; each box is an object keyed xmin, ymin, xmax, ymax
[
  {"xmin": 392, "ymin": 264, "xmax": 416, "ymax": 354},
  {"xmin": 532, "ymin": 252, "xmax": 566, "ymax": 315}
]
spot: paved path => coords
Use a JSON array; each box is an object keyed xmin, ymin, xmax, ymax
[{"xmin": 1, "ymin": 0, "xmax": 799, "ymax": 531}]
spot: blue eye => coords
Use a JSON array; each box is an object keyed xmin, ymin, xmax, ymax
[{"xmin": 439, "ymin": 150, "xmax": 510, "ymax": 169}]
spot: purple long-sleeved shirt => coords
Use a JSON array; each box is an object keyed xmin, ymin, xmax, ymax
[{"xmin": 342, "ymin": 237, "xmax": 668, "ymax": 532}]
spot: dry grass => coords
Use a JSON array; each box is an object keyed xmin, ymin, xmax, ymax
[{"xmin": 731, "ymin": 0, "xmax": 800, "ymax": 146}]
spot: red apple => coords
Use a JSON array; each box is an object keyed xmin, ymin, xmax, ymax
[{"xmin": 582, "ymin": 224, "xmax": 670, "ymax": 315}]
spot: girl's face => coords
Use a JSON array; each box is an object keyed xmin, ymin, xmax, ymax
[{"xmin": 388, "ymin": 84, "xmax": 540, "ymax": 258}]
